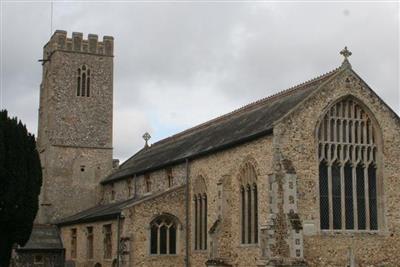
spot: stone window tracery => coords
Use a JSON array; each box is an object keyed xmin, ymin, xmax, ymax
[
  {"xmin": 150, "ymin": 215, "xmax": 177, "ymax": 255},
  {"xmin": 77, "ymin": 65, "xmax": 91, "ymax": 97},
  {"xmin": 193, "ymin": 176, "xmax": 207, "ymax": 250},
  {"xmin": 239, "ymin": 162, "xmax": 258, "ymax": 244},
  {"xmin": 318, "ymin": 98, "xmax": 379, "ymax": 231}
]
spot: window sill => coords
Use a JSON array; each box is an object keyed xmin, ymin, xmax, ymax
[
  {"xmin": 319, "ymin": 230, "xmax": 387, "ymax": 236},
  {"xmin": 238, "ymin": 243, "xmax": 259, "ymax": 248},
  {"xmin": 193, "ymin": 249, "xmax": 207, "ymax": 254},
  {"xmin": 149, "ymin": 254, "xmax": 179, "ymax": 257}
]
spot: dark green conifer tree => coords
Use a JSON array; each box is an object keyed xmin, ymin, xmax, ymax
[{"xmin": 0, "ymin": 110, "xmax": 42, "ymax": 267}]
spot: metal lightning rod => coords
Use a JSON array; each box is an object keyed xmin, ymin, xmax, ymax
[{"xmin": 50, "ymin": 1, "xmax": 53, "ymax": 36}]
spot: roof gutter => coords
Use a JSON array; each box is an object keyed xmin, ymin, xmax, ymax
[{"xmin": 55, "ymin": 213, "xmax": 121, "ymax": 227}]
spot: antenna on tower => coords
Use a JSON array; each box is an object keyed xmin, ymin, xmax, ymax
[{"xmin": 50, "ymin": 1, "xmax": 53, "ymax": 36}]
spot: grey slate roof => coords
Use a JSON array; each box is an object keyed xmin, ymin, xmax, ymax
[
  {"xmin": 55, "ymin": 198, "xmax": 131, "ymax": 226},
  {"xmin": 56, "ymin": 185, "xmax": 185, "ymax": 226},
  {"xmin": 101, "ymin": 67, "xmax": 340, "ymax": 185},
  {"xmin": 17, "ymin": 224, "xmax": 63, "ymax": 251}
]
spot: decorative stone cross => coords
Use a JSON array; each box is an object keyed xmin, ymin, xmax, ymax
[
  {"xmin": 340, "ymin": 46, "xmax": 352, "ymax": 68},
  {"xmin": 340, "ymin": 46, "xmax": 352, "ymax": 60},
  {"xmin": 142, "ymin": 132, "xmax": 151, "ymax": 147}
]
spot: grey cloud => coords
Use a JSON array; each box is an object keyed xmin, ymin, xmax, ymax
[{"xmin": 1, "ymin": 2, "xmax": 398, "ymax": 161}]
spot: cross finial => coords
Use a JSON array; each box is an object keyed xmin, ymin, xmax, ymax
[
  {"xmin": 340, "ymin": 46, "xmax": 352, "ymax": 68},
  {"xmin": 340, "ymin": 46, "xmax": 352, "ymax": 59},
  {"xmin": 142, "ymin": 132, "xmax": 151, "ymax": 147}
]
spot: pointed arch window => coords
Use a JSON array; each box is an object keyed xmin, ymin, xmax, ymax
[
  {"xmin": 193, "ymin": 176, "xmax": 207, "ymax": 250},
  {"xmin": 239, "ymin": 162, "xmax": 258, "ymax": 244},
  {"xmin": 318, "ymin": 98, "xmax": 380, "ymax": 231},
  {"xmin": 77, "ymin": 65, "xmax": 91, "ymax": 97},
  {"xmin": 150, "ymin": 215, "xmax": 178, "ymax": 255}
]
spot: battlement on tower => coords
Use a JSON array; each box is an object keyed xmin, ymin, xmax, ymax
[{"xmin": 44, "ymin": 30, "xmax": 114, "ymax": 58}]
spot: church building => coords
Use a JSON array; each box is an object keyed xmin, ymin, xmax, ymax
[{"xmin": 18, "ymin": 30, "xmax": 400, "ymax": 267}]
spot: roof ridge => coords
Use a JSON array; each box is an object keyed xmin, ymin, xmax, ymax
[{"xmin": 148, "ymin": 67, "xmax": 339, "ymax": 148}]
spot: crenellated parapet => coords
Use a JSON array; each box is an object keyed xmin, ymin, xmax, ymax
[{"xmin": 43, "ymin": 30, "xmax": 114, "ymax": 58}]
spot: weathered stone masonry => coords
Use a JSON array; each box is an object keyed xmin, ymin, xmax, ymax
[{"xmin": 26, "ymin": 31, "xmax": 400, "ymax": 267}]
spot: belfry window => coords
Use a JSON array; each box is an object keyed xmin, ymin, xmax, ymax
[
  {"xmin": 193, "ymin": 176, "xmax": 207, "ymax": 250},
  {"xmin": 150, "ymin": 215, "xmax": 177, "ymax": 255},
  {"xmin": 318, "ymin": 98, "xmax": 379, "ymax": 231},
  {"xmin": 77, "ymin": 65, "xmax": 91, "ymax": 97},
  {"xmin": 239, "ymin": 162, "xmax": 258, "ymax": 244}
]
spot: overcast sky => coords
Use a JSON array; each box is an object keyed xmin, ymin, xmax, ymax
[{"xmin": 1, "ymin": 1, "xmax": 399, "ymax": 161}]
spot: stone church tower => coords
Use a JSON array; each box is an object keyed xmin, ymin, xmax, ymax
[{"xmin": 36, "ymin": 30, "xmax": 114, "ymax": 223}]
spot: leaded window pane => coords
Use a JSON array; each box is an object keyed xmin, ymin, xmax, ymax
[
  {"xmin": 356, "ymin": 164, "xmax": 366, "ymax": 230},
  {"xmin": 253, "ymin": 184, "xmax": 258, "ymax": 243},
  {"xmin": 160, "ymin": 225, "xmax": 167, "ymax": 254},
  {"xmin": 344, "ymin": 163, "xmax": 354, "ymax": 229},
  {"xmin": 368, "ymin": 165, "xmax": 378, "ymax": 230},
  {"xmin": 150, "ymin": 225, "xmax": 158, "ymax": 254},
  {"xmin": 169, "ymin": 225, "xmax": 176, "ymax": 254},
  {"xmin": 319, "ymin": 161, "xmax": 329, "ymax": 230},
  {"xmin": 332, "ymin": 163, "xmax": 342, "ymax": 229},
  {"xmin": 241, "ymin": 186, "xmax": 245, "ymax": 243}
]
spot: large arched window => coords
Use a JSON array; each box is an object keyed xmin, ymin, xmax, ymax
[
  {"xmin": 77, "ymin": 65, "xmax": 91, "ymax": 97},
  {"xmin": 193, "ymin": 176, "xmax": 207, "ymax": 250},
  {"xmin": 150, "ymin": 215, "xmax": 177, "ymax": 255},
  {"xmin": 239, "ymin": 162, "xmax": 258, "ymax": 244},
  {"xmin": 318, "ymin": 97, "xmax": 380, "ymax": 231}
]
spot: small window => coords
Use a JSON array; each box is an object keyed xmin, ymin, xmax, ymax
[
  {"xmin": 145, "ymin": 174, "xmax": 151, "ymax": 193},
  {"xmin": 166, "ymin": 168, "xmax": 173, "ymax": 188},
  {"xmin": 103, "ymin": 224, "xmax": 112, "ymax": 259},
  {"xmin": 127, "ymin": 179, "xmax": 133, "ymax": 197},
  {"xmin": 87, "ymin": 226, "xmax": 94, "ymax": 259},
  {"xmin": 34, "ymin": 255, "xmax": 44, "ymax": 264},
  {"xmin": 111, "ymin": 184, "xmax": 115, "ymax": 201},
  {"xmin": 80, "ymin": 165, "xmax": 85, "ymax": 172},
  {"xmin": 71, "ymin": 228, "xmax": 77, "ymax": 259}
]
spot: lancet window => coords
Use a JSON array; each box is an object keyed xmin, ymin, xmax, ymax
[
  {"xmin": 318, "ymin": 98, "xmax": 379, "ymax": 231},
  {"xmin": 193, "ymin": 176, "xmax": 207, "ymax": 250},
  {"xmin": 77, "ymin": 65, "xmax": 91, "ymax": 97},
  {"xmin": 239, "ymin": 162, "xmax": 258, "ymax": 244}
]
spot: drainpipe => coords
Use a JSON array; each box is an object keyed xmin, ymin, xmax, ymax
[
  {"xmin": 117, "ymin": 213, "xmax": 121, "ymax": 267},
  {"xmin": 185, "ymin": 158, "xmax": 190, "ymax": 267}
]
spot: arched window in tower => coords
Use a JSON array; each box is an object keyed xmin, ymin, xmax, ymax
[
  {"xmin": 318, "ymin": 97, "xmax": 380, "ymax": 231},
  {"xmin": 193, "ymin": 176, "xmax": 207, "ymax": 250},
  {"xmin": 239, "ymin": 162, "xmax": 258, "ymax": 244},
  {"xmin": 150, "ymin": 215, "xmax": 178, "ymax": 255},
  {"xmin": 77, "ymin": 65, "xmax": 91, "ymax": 97}
]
